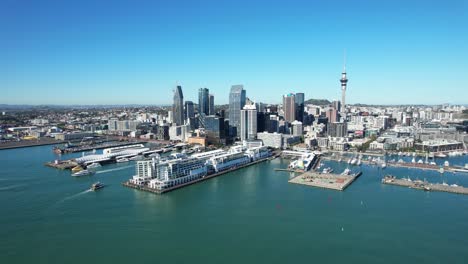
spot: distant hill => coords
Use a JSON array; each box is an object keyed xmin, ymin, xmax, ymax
[{"xmin": 304, "ymin": 99, "xmax": 331, "ymax": 105}]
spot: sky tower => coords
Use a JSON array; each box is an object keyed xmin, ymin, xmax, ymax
[{"xmin": 340, "ymin": 55, "xmax": 348, "ymax": 113}]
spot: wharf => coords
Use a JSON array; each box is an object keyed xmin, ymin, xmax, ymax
[
  {"xmin": 288, "ymin": 170, "xmax": 362, "ymax": 191},
  {"xmin": 44, "ymin": 160, "xmax": 78, "ymax": 170},
  {"xmin": 57, "ymin": 141, "xmax": 141, "ymax": 153},
  {"xmin": 382, "ymin": 176, "xmax": 468, "ymax": 195},
  {"xmin": 123, "ymin": 156, "xmax": 272, "ymax": 194}
]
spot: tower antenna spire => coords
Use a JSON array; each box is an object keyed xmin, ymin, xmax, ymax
[{"xmin": 343, "ymin": 49, "xmax": 346, "ymax": 73}]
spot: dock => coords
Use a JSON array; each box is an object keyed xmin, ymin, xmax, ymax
[
  {"xmin": 288, "ymin": 171, "xmax": 362, "ymax": 191},
  {"xmin": 123, "ymin": 156, "xmax": 273, "ymax": 194},
  {"xmin": 382, "ymin": 176, "xmax": 468, "ymax": 195}
]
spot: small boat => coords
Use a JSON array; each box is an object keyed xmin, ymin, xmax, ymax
[
  {"xmin": 72, "ymin": 165, "xmax": 84, "ymax": 173},
  {"xmin": 430, "ymin": 161, "xmax": 436, "ymax": 165},
  {"xmin": 442, "ymin": 181, "xmax": 448, "ymax": 186},
  {"xmin": 357, "ymin": 159, "xmax": 362, "ymax": 166},
  {"xmin": 444, "ymin": 161, "xmax": 450, "ymax": 167},
  {"xmin": 381, "ymin": 163, "xmax": 387, "ymax": 169},
  {"xmin": 72, "ymin": 169, "xmax": 95, "ymax": 177},
  {"xmin": 417, "ymin": 159, "xmax": 423, "ymax": 164},
  {"xmin": 341, "ymin": 168, "xmax": 351, "ymax": 175},
  {"xmin": 350, "ymin": 158, "xmax": 357, "ymax": 165},
  {"xmin": 451, "ymin": 184, "xmax": 459, "ymax": 187},
  {"xmin": 435, "ymin": 153, "xmax": 447, "ymax": 158},
  {"xmin": 91, "ymin": 182, "xmax": 104, "ymax": 191},
  {"xmin": 87, "ymin": 163, "xmax": 101, "ymax": 169},
  {"xmin": 116, "ymin": 157, "xmax": 130, "ymax": 163},
  {"xmin": 322, "ymin": 167, "xmax": 334, "ymax": 174}
]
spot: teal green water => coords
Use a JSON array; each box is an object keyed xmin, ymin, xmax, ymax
[{"xmin": 1, "ymin": 145, "xmax": 468, "ymax": 263}]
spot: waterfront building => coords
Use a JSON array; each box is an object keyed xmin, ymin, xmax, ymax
[
  {"xmin": 295, "ymin": 92, "xmax": 305, "ymax": 122},
  {"xmin": 240, "ymin": 101, "xmax": 257, "ymax": 141},
  {"xmin": 415, "ymin": 139, "xmax": 464, "ymax": 153},
  {"xmin": 198, "ymin": 88, "xmax": 210, "ymax": 115},
  {"xmin": 207, "ymin": 150, "xmax": 250, "ymax": 172},
  {"xmin": 257, "ymin": 132, "xmax": 300, "ymax": 149},
  {"xmin": 209, "ymin": 94, "xmax": 215, "ymax": 115},
  {"xmin": 54, "ymin": 132, "xmax": 95, "ymax": 141},
  {"xmin": 283, "ymin": 93, "xmax": 296, "ymax": 122},
  {"xmin": 173, "ymin": 85, "xmax": 184, "ymax": 126},
  {"xmin": 185, "ymin": 101, "xmax": 195, "ymax": 121},
  {"xmin": 169, "ymin": 124, "xmax": 190, "ymax": 142},
  {"xmin": 148, "ymin": 155, "xmax": 208, "ymax": 190},
  {"xmin": 131, "ymin": 160, "xmax": 154, "ymax": 185},
  {"xmin": 108, "ymin": 119, "xmax": 141, "ymax": 132},
  {"xmin": 229, "ymin": 85, "xmax": 246, "ymax": 138}
]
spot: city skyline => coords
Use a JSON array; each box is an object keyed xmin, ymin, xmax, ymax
[{"xmin": 2, "ymin": 0, "xmax": 467, "ymax": 105}]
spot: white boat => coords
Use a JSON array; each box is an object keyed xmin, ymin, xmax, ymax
[
  {"xmin": 357, "ymin": 159, "xmax": 362, "ymax": 166},
  {"xmin": 435, "ymin": 153, "xmax": 447, "ymax": 158},
  {"xmin": 72, "ymin": 169, "xmax": 95, "ymax": 177},
  {"xmin": 350, "ymin": 158, "xmax": 357, "ymax": 165},
  {"xmin": 411, "ymin": 157, "xmax": 416, "ymax": 163},
  {"xmin": 451, "ymin": 184, "xmax": 459, "ymax": 187},
  {"xmin": 430, "ymin": 161, "xmax": 436, "ymax": 165},
  {"xmin": 116, "ymin": 157, "xmax": 130, "ymax": 163},
  {"xmin": 322, "ymin": 167, "xmax": 334, "ymax": 174},
  {"xmin": 347, "ymin": 159, "xmax": 352, "ymax": 164},
  {"xmin": 444, "ymin": 161, "xmax": 450, "ymax": 167},
  {"xmin": 381, "ymin": 163, "xmax": 387, "ymax": 169},
  {"xmin": 442, "ymin": 181, "xmax": 448, "ymax": 186},
  {"xmin": 87, "ymin": 163, "xmax": 101, "ymax": 169},
  {"xmin": 417, "ymin": 159, "xmax": 423, "ymax": 164},
  {"xmin": 341, "ymin": 168, "xmax": 351, "ymax": 175},
  {"xmin": 398, "ymin": 159, "xmax": 404, "ymax": 163}
]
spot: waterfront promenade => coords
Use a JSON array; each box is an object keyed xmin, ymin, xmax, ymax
[{"xmin": 382, "ymin": 176, "xmax": 468, "ymax": 195}]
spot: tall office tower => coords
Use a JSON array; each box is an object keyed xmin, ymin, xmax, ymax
[
  {"xmin": 198, "ymin": 88, "xmax": 209, "ymax": 115},
  {"xmin": 332, "ymin": 100, "xmax": 341, "ymax": 113},
  {"xmin": 295, "ymin": 92, "xmax": 305, "ymax": 122},
  {"xmin": 283, "ymin": 93, "xmax": 296, "ymax": 123},
  {"xmin": 341, "ymin": 62, "xmax": 348, "ymax": 113},
  {"xmin": 240, "ymin": 101, "xmax": 257, "ymax": 141},
  {"xmin": 172, "ymin": 85, "xmax": 184, "ymax": 126},
  {"xmin": 185, "ymin": 101, "xmax": 195, "ymax": 121},
  {"xmin": 229, "ymin": 85, "xmax": 246, "ymax": 138},
  {"xmin": 328, "ymin": 122, "xmax": 348, "ymax": 138},
  {"xmin": 325, "ymin": 107, "xmax": 338, "ymax": 123},
  {"xmin": 209, "ymin": 94, "xmax": 215, "ymax": 115}
]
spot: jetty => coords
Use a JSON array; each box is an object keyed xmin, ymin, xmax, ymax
[
  {"xmin": 288, "ymin": 170, "xmax": 362, "ymax": 191},
  {"xmin": 382, "ymin": 175, "xmax": 468, "ymax": 195}
]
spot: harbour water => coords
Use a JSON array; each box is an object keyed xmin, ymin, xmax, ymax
[{"xmin": 1, "ymin": 145, "xmax": 468, "ymax": 263}]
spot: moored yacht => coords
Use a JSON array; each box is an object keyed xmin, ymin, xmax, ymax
[{"xmin": 72, "ymin": 169, "xmax": 95, "ymax": 177}]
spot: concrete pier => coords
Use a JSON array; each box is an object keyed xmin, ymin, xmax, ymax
[
  {"xmin": 288, "ymin": 171, "xmax": 362, "ymax": 191},
  {"xmin": 382, "ymin": 175, "xmax": 468, "ymax": 195}
]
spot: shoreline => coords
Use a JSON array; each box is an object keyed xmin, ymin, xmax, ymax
[{"xmin": 0, "ymin": 139, "xmax": 64, "ymax": 150}]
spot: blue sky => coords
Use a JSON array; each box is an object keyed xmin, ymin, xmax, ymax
[{"xmin": 1, "ymin": 0, "xmax": 467, "ymax": 105}]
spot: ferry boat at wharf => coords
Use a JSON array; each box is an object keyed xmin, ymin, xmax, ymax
[{"xmin": 124, "ymin": 145, "xmax": 272, "ymax": 194}]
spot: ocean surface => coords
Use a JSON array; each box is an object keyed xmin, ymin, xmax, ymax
[{"xmin": 1, "ymin": 145, "xmax": 468, "ymax": 264}]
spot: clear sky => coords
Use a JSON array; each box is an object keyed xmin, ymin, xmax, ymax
[{"xmin": 1, "ymin": 0, "xmax": 467, "ymax": 105}]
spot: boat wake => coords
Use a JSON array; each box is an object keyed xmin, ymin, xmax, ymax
[
  {"xmin": 0, "ymin": 183, "xmax": 27, "ymax": 191},
  {"xmin": 57, "ymin": 189, "xmax": 92, "ymax": 204},
  {"xmin": 96, "ymin": 165, "xmax": 134, "ymax": 174}
]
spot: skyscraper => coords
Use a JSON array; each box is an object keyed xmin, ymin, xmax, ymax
[
  {"xmin": 229, "ymin": 85, "xmax": 246, "ymax": 138},
  {"xmin": 185, "ymin": 101, "xmax": 194, "ymax": 121},
  {"xmin": 209, "ymin": 94, "xmax": 215, "ymax": 115},
  {"xmin": 295, "ymin": 92, "xmax": 305, "ymax": 122},
  {"xmin": 283, "ymin": 93, "xmax": 296, "ymax": 123},
  {"xmin": 240, "ymin": 100, "xmax": 257, "ymax": 141},
  {"xmin": 172, "ymin": 86, "xmax": 184, "ymax": 126},
  {"xmin": 198, "ymin": 88, "xmax": 209, "ymax": 115}
]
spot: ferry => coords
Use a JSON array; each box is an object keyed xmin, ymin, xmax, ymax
[
  {"xmin": 87, "ymin": 163, "xmax": 101, "ymax": 169},
  {"xmin": 72, "ymin": 169, "xmax": 95, "ymax": 177},
  {"xmin": 91, "ymin": 182, "xmax": 104, "ymax": 191}
]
